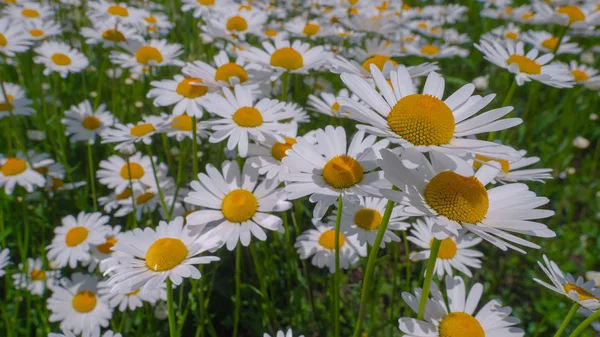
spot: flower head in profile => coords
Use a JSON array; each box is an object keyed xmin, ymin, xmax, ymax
[
  {"xmin": 12, "ymin": 257, "xmax": 60, "ymax": 295},
  {"xmin": 0, "ymin": 82, "xmax": 35, "ymax": 119},
  {"xmin": 0, "ymin": 18, "xmax": 33, "ymax": 57}
]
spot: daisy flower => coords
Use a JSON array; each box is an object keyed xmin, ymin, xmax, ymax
[
  {"xmin": 81, "ymin": 20, "xmax": 142, "ymax": 48},
  {"xmin": 489, "ymin": 22, "xmax": 522, "ymax": 41},
  {"xmin": 534, "ymin": 255, "xmax": 600, "ymax": 311},
  {"xmin": 0, "ymin": 18, "xmax": 32, "ymax": 57},
  {"xmin": 112, "ymin": 179, "xmax": 175, "ymax": 220},
  {"xmin": 184, "ymin": 160, "xmax": 292, "ymax": 250},
  {"xmin": 534, "ymin": 3, "xmax": 600, "ymax": 29},
  {"xmin": 46, "ymin": 212, "xmax": 111, "ymax": 269},
  {"xmin": 282, "ymin": 126, "xmax": 390, "ymax": 219},
  {"xmin": 181, "ymin": 0, "xmax": 221, "ymax": 18},
  {"xmin": 102, "ymin": 216, "xmax": 221, "ymax": 293},
  {"xmin": 136, "ymin": 10, "xmax": 173, "ymax": 36},
  {"xmin": 49, "ymin": 330, "xmax": 122, "ymax": 337},
  {"xmin": 294, "ymin": 219, "xmax": 365, "ymax": 273},
  {"xmin": 87, "ymin": 0, "xmax": 142, "ymax": 24},
  {"xmin": 33, "ymin": 41, "xmax": 89, "ymax": 78},
  {"xmin": 404, "ymin": 42, "xmax": 468, "ymax": 59},
  {"xmin": 0, "ymin": 82, "xmax": 35, "ymax": 119},
  {"xmin": 83, "ymin": 225, "xmax": 123, "ymax": 273},
  {"xmin": 470, "ymin": 149, "xmax": 553, "ymax": 183},
  {"xmin": 380, "ymin": 149, "xmax": 556, "ymax": 253},
  {"xmin": 101, "ymin": 116, "xmax": 171, "ymax": 150},
  {"xmin": 47, "ymin": 273, "xmax": 112, "ymax": 337},
  {"xmin": 0, "ymin": 152, "xmax": 49, "ymax": 194},
  {"xmin": 0, "ymin": 246, "xmax": 9, "ymax": 277},
  {"xmin": 110, "ymin": 39, "xmax": 184, "ymax": 75},
  {"xmin": 264, "ymin": 329, "xmax": 304, "ymax": 337},
  {"xmin": 399, "ymin": 275, "xmax": 525, "ymax": 337},
  {"xmin": 23, "ymin": 19, "xmax": 62, "ymax": 41},
  {"xmin": 340, "ymin": 65, "xmax": 521, "ymax": 159},
  {"xmin": 97, "ymin": 153, "xmax": 159, "ymax": 194},
  {"xmin": 475, "ymin": 39, "xmax": 574, "ymax": 88},
  {"xmin": 408, "ymin": 218, "xmax": 483, "ymax": 278},
  {"xmin": 242, "ymin": 39, "xmax": 333, "ymax": 74},
  {"xmin": 2, "ymin": 2, "xmax": 54, "ymax": 22},
  {"xmin": 338, "ymin": 196, "xmax": 409, "ymax": 247},
  {"xmin": 284, "ymin": 18, "xmax": 330, "ymax": 39},
  {"xmin": 62, "ymin": 100, "xmax": 114, "ymax": 144},
  {"xmin": 147, "ymin": 74, "xmax": 211, "ymax": 117},
  {"xmin": 522, "ymin": 30, "xmax": 582, "ymax": 55},
  {"xmin": 12, "ymin": 257, "xmax": 60, "ymax": 295},
  {"xmin": 329, "ymin": 55, "xmax": 439, "ymax": 80},
  {"xmin": 162, "ymin": 113, "xmax": 210, "ymax": 142},
  {"xmin": 207, "ymin": 6, "xmax": 267, "ymax": 40},
  {"xmin": 98, "ymin": 278, "xmax": 166, "ymax": 312},
  {"xmin": 565, "ymin": 60, "xmax": 600, "ymax": 88},
  {"xmin": 307, "ymin": 88, "xmax": 361, "ymax": 118},
  {"xmin": 200, "ymin": 85, "xmax": 294, "ymax": 157}
]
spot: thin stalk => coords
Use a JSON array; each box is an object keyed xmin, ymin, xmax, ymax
[
  {"xmin": 145, "ymin": 143, "xmax": 171, "ymax": 220},
  {"xmin": 192, "ymin": 116, "xmax": 199, "ymax": 177},
  {"xmin": 280, "ymin": 72, "xmax": 290, "ymax": 102},
  {"xmin": 125, "ymin": 157, "xmax": 137, "ymax": 229},
  {"xmin": 488, "ymin": 79, "xmax": 518, "ymax": 141},
  {"xmin": 333, "ymin": 195, "xmax": 343, "ymax": 337},
  {"xmin": 402, "ymin": 231, "xmax": 411, "ymax": 292},
  {"xmin": 553, "ymin": 303, "xmax": 579, "ymax": 337},
  {"xmin": 352, "ymin": 199, "xmax": 396, "ymax": 337},
  {"xmin": 417, "ymin": 239, "xmax": 442, "ymax": 320},
  {"xmin": 166, "ymin": 278, "xmax": 178, "ymax": 337},
  {"xmin": 568, "ymin": 308, "xmax": 600, "ymax": 337},
  {"xmin": 233, "ymin": 244, "xmax": 242, "ymax": 337},
  {"xmin": 87, "ymin": 142, "xmax": 97, "ymax": 211},
  {"xmin": 553, "ymin": 26, "xmax": 568, "ymax": 54}
]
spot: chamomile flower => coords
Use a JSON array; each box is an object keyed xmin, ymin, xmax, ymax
[
  {"xmin": 264, "ymin": 329, "xmax": 304, "ymax": 337},
  {"xmin": 475, "ymin": 39, "xmax": 574, "ymax": 87},
  {"xmin": 405, "ymin": 42, "xmax": 468, "ymax": 59},
  {"xmin": 294, "ymin": 220, "xmax": 365, "ymax": 273},
  {"xmin": 490, "ymin": 22, "xmax": 522, "ymax": 41},
  {"xmin": 102, "ymin": 216, "xmax": 221, "ymax": 293},
  {"xmin": 33, "ymin": 41, "xmax": 89, "ymax": 78},
  {"xmin": 81, "ymin": 21, "xmax": 142, "ymax": 48},
  {"xmin": 114, "ymin": 180, "xmax": 176, "ymax": 220},
  {"xmin": 49, "ymin": 331, "xmax": 122, "ymax": 337},
  {"xmin": 282, "ymin": 126, "xmax": 390, "ymax": 219},
  {"xmin": 246, "ymin": 128, "xmax": 304, "ymax": 181},
  {"xmin": 535, "ymin": 3, "xmax": 600, "ymax": 28},
  {"xmin": 470, "ymin": 149, "xmax": 553, "ymax": 183},
  {"xmin": 565, "ymin": 60, "xmax": 600, "ymax": 87},
  {"xmin": 101, "ymin": 117, "xmax": 171, "ymax": 150},
  {"xmin": 110, "ymin": 39, "xmax": 184, "ymax": 75},
  {"xmin": 339, "ymin": 196, "xmax": 410, "ymax": 247},
  {"xmin": 0, "ymin": 152, "xmax": 49, "ymax": 194},
  {"xmin": 23, "ymin": 19, "xmax": 62, "ymax": 41},
  {"xmin": 137, "ymin": 11, "xmax": 173, "ymax": 36},
  {"xmin": 0, "ymin": 246, "xmax": 9, "ymax": 276},
  {"xmin": 284, "ymin": 18, "xmax": 330, "ymax": 39},
  {"xmin": 96, "ymin": 153, "xmax": 157, "ymax": 194},
  {"xmin": 534, "ymin": 255, "xmax": 600, "ymax": 311},
  {"xmin": 329, "ymin": 55, "xmax": 439, "ymax": 80},
  {"xmin": 62, "ymin": 100, "xmax": 114, "ymax": 144},
  {"xmin": 181, "ymin": 0, "xmax": 222, "ymax": 18},
  {"xmin": 201, "ymin": 85, "xmax": 294, "ymax": 157},
  {"xmin": 98, "ymin": 278, "xmax": 166, "ymax": 312},
  {"xmin": 84, "ymin": 225, "xmax": 123, "ymax": 273},
  {"xmin": 242, "ymin": 39, "xmax": 333, "ymax": 74},
  {"xmin": 0, "ymin": 82, "xmax": 35, "ymax": 118},
  {"xmin": 380, "ymin": 149, "xmax": 556, "ymax": 253},
  {"xmin": 147, "ymin": 75, "xmax": 211, "ymax": 117},
  {"xmin": 184, "ymin": 160, "xmax": 292, "ymax": 250},
  {"xmin": 340, "ymin": 65, "xmax": 521, "ymax": 159},
  {"xmin": 3, "ymin": 2, "xmax": 54, "ymax": 22},
  {"xmin": 399, "ymin": 275, "xmax": 524, "ymax": 337},
  {"xmin": 307, "ymin": 88, "xmax": 361, "ymax": 118},
  {"xmin": 408, "ymin": 218, "xmax": 483, "ymax": 278},
  {"xmin": 0, "ymin": 18, "xmax": 32, "ymax": 57},
  {"xmin": 87, "ymin": 0, "xmax": 142, "ymax": 24},
  {"xmin": 207, "ymin": 7, "xmax": 267, "ymax": 40},
  {"xmin": 522, "ymin": 30, "xmax": 582, "ymax": 55},
  {"xmin": 47, "ymin": 273, "xmax": 112, "ymax": 337},
  {"xmin": 46, "ymin": 212, "xmax": 111, "ymax": 269},
  {"xmin": 12, "ymin": 257, "xmax": 60, "ymax": 295}
]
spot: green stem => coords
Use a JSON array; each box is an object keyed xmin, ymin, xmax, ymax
[
  {"xmin": 145, "ymin": 143, "xmax": 171, "ymax": 220},
  {"xmin": 87, "ymin": 142, "xmax": 97, "ymax": 211},
  {"xmin": 125, "ymin": 157, "xmax": 137, "ymax": 229},
  {"xmin": 417, "ymin": 239, "xmax": 441, "ymax": 320},
  {"xmin": 568, "ymin": 308, "xmax": 600, "ymax": 337},
  {"xmin": 233, "ymin": 244, "xmax": 241, "ymax": 337},
  {"xmin": 554, "ymin": 303, "xmax": 579, "ymax": 337},
  {"xmin": 166, "ymin": 278, "xmax": 178, "ymax": 337},
  {"xmin": 333, "ymin": 196, "xmax": 343, "ymax": 337},
  {"xmin": 352, "ymin": 199, "xmax": 395, "ymax": 337},
  {"xmin": 280, "ymin": 72, "xmax": 290, "ymax": 102},
  {"xmin": 489, "ymin": 79, "xmax": 518, "ymax": 141},
  {"xmin": 192, "ymin": 116, "xmax": 199, "ymax": 177},
  {"xmin": 553, "ymin": 26, "xmax": 568, "ymax": 54}
]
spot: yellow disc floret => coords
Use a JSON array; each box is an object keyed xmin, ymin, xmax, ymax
[
  {"xmin": 439, "ymin": 312, "xmax": 485, "ymax": 337},
  {"xmin": 322, "ymin": 155, "xmax": 364, "ymax": 189},
  {"xmin": 145, "ymin": 238, "xmax": 188, "ymax": 271},
  {"xmin": 1, "ymin": 158, "xmax": 27, "ymax": 176},
  {"xmin": 507, "ymin": 54, "xmax": 542, "ymax": 75},
  {"xmin": 361, "ymin": 55, "xmax": 397, "ymax": 72},
  {"xmin": 221, "ymin": 189, "xmax": 259, "ymax": 223},
  {"xmin": 270, "ymin": 48, "xmax": 303, "ymax": 71},
  {"xmin": 215, "ymin": 63, "xmax": 249, "ymax": 84},
  {"xmin": 271, "ymin": 137, "xmax": 297, "ymax": 161},
  {"xmin": 232, "ymin": 106, "xmax": 263, "ymax": 127},
  {"xmin": 120, "ymin": 162, "xmax": 145, "ymax": 180},
  {"xmin": 353, "ymin": 208, "xmax": 382, "ymax": 231},
  {"xmin": 318, "ymin": 229, "xmax": 345, "ymax": 250},
  {"xmin": 72, "ymin": 290, "xmax": 97, "ymax": 313},
  {"xmin": 65, "ymin": 226, "xmax": 89, "ymax": 247}
]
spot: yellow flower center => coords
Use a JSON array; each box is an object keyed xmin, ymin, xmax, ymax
[
  {"xmin": 418, "ymin": 22, "xmax": 428, "ymax": 29},
  {"xmin": 425, "ymin": 171, "xmax": 489, "ymax": 224},
  {"xmin": 387, "ymin": 94, "xmax": 455, "ymax": 146},
  {"xmin": 571, "ymin": 69, "xmax": 589, "ymax": 82},
  {"xmin": 135, "ymin": 46, "xmax": 163, "ymax": 65},
  {"xmin": 318, "ymin": 229, "xmax": 345, "ymax": 250},
  {"xmin": 270, "ymin": 47, "xmax": 304, "ymax": 71},
  {"xmin": 136, "ymin": 192, "xmax": 155, "ymax": 204},
  {"xmin": 72, "ymin": 290, "xmax": 97, "ymax": 313},
  {"xmin": 265, "ymin": 29, "xmax": 278, "ymax": 37},
  {"xmin": 197, "ymin": 0, "xmax": 214, "ymax": 4},
  {"xmin": 564, "ymin": 283, "xmax": 598, "ymax": 301},
  {"xmin": 421, "ymin": 45, "xmax": 440, "ymax": 56},
  {"xmin": 271, "ymin": 137, "xmax": 297, "ymax": 161},
  {"xmin": 29, "ymin": 29, "xmax": 44, "ymax": 37},
  {"xmin": 51, "ymin": 178, "xmax": 64, "ymax": 190},
  {"xmin": 97, "ymin": 237, "xmax": 117, "ymax": 254},
  {"xmin": 331, "ymin": 102, "xmax": 341, "ymax": 112},
  {"xmin": 505, "ymin": 31, "xmax": 519, "ymax": 40},
  {"xmin": 30, "ymin": 269, "xmax": 46, "ymax": 281},
  {"xmin": 130, "ymin": 123, "xmax": 155, "ymax": 137},
  {"xmin": 226, "ymin": 15, "xmax": 248, "ymax": 32},
  {"xmin": 239, "ymin": 4, "xmax": 251, "ymax": 11},
  {"xmin": 522, "ymin": 12, "xmax": 535, "ymax": 20},
  {"xmin": 507, "ymin": 54, "xmax": 542, "ymax": 75},
  {"xmin": 81, "ymin": 116, "xmax": 102, "ymax": 130},
  {"xmin": 102, "ymin": 29, "xmax": 126, "ymax": 42},
  {"xmin": 221, "ymin": 189, "xmax": 258, "ymax": 223},
  {"xmin": 322, "ymin": 155, "xmax": 364, "ymax": 189},
  {"xmin": 434, "ymin": 238, "xmax": 458, "ymax": 259},
  {"xmin": 541, "ymin": 37, "xmax": 558, "ymax": 51},
  {"xmin": 107, "ymin": 5, "xmax": 129, "ymax": 17},
  {"xmin": 303, "ymin": 23, "xmax": 321, "ymax": 36},
  {"xmin": 361, "ymin": 55, "xmax": 397, "ymax": 72},
  {"xmin": 473, "ymin": 154, "xmax": 510, "ymax": 174},
  {"xmin": 1, "ymin": 158, "xmax": 27, "ymax": 176},
  {"xmin": 125, "ymin": 289, "xmax": 140, "ymax": 296},
  {"xmin": 145, "ymin": 238, "xmax": 188, "ymax": 271},
  {"xmin": 21, "ymin": 8, "xmax": 39, "ymax": 18},
  {"xmin": 51, "ymin": 53, "xmax": 72, "ymax": 66},
  {"xmin": 171, "ymin": 114, "xmax": 193, "ymax": 131},
  {"xmin": 65, "ymin": 226, "xmax": 89, "ymax": 247},
  {"xmin": 354, "ymin": 208, "xmax": 382, "ymax": 231},
  {"xmin": 0, "ymin": 94, "xmax": 13, "ymax": 111},
  {"xmin": 144, "ymin": 15, "xmax": 157, "ymax": 24},
  {"xmin": 116, "ymin": 188, "xmax": 132, "ymax": 200},
  {"xmin": 0, "ymin": 33, "xmax": 6, "ymax": 47},
  {"xmin": 35, "ymin": 167, "xmax": 48, "ymax": 174},
  {"xmin": 176, "ymin": 77, "xmax": 207, "ymax": 98},
  {"xmin": 232, "ymin": 106, "xmax": 263, "ymax": 127},
  {"xmin": 215, "ymin": 63, "xmax": 249, "ymax": 84},
  {"xmin": 556, "ymin": 6, "xmax": 586, "ymax": 25},
  {"xmin": 120, "ymin": 162, "xmax": 145, "ymax": 180},
  {"xmin": 439, "ymin": 312, "xmax": 485, "ymax": 337}
]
